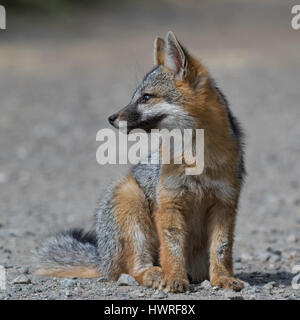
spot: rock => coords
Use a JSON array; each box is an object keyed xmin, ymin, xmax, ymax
[
  {"xmin": 200, "ymin": 280, "xmax": 212, "ymax": 290},
  {"xmin": 269, "ymin": 254, "xmax": 281, "ymax": 263},
  {"xmin": 117, "ymin": 274, "xmax": 138, "ymax": 286},
  {"xmin": 61, "ymin": 279, "xmax": 76, "ymax": 288},
  {"xmin": 234, "ymin": 262, "xmax": 244, "ymax": 270},
  {"xmin": 242, "ymin": 285, "xmax": 261, "ymax": 294},
  {"xmin": 8, "ymin": 230, "xmax": 17, "ymax": 237},
  {"xmin": 228, "ymin": 295, "xmax": 244, "ymax": 300},
  {"xmin": 65, "ymin": 290, "xmax": 72, "ymax": 297},
  {"xmin": 224, "ymin": 291, "xmax": 244, "ymax": 300},
  {"xmin": 286, "ymin": 251, "xmax": 298, "ymax": 259},
  {"xmin": 4, "ymin": 293, "xmax": 11, "ymax": 300},
  {"xmin": 234, "ymin": 256, "xmax": 241, "ymax": 262},
  {"xmin": 267, "ymin": 247, "xmax": 281, "ymax": 256},
  {"xmin": 259, "ymin": 247, "xmax": 281, "ymax": 263},
  {"xmin": 266, "ymin": 239, "xmax": 277, "ymax": 244},
  {"xmin": 269, "ymin": 263, "xmax": 280, "ymax": 270},
  {"xmin": 256, "ymin": 249, "xmax": 271, "ymax": 262},
  {"xmin": 240, "ymin": 252, "xmax": 252, "ymax": 261},
  {"xmin": 286, "ymin": 234, "xmax": 297, "ymax": 243},
  {"xmin": 3, "ymin": 263, "xmax": 13, "ymax": 269},
  {"xmin": 20, "ymin": 266, "xmax": 30, "ymax": 275},
  {"xmin": 263, "ymin": 281, "xmax": 276, "ymax": 290},
  {"xmin": 274, "ymin": 288, "xmax": 285, "ymax": 294},
  {"xmin": 153, "ymin": 290, "xmax": 168, "ymax": 299},
  {"xmin": 12, "ymin": 275, "xmax": 31, "ymax": 284}
]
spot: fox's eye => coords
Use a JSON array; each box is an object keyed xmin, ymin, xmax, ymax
[{"xmin": 141, "ymin": 93, "xmax": 152, "ymax": 103}]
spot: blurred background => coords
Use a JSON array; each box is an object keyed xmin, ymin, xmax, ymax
[{"xmin": 0, "ymin": 0, "xmax": 300, "ymax": 298}]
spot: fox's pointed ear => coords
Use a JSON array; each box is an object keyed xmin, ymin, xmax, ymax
[
  {"xmin": 165, "ymin": 31, "xmax": 186, "ymax": 80},
  {"xmin": 154, "ymin": 37, "xmax": 165, "ymax": 66}
]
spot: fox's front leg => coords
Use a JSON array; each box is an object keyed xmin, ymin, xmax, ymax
[
  {"xmin": 208, "ymin": 202, "xmax": 244, "ymax": 291},
  {"xmin": 155, "ymin": 192, "xmax": 189, "ymax": 293}
]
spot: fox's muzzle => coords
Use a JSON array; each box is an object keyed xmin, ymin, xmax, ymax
[
  {"xmin": 108, "ymin": 103, "xmax": 141, "ymax": 130},
  {"xmin": 108, "ymin": 103, "xmax": 166, "ymax": 132}
]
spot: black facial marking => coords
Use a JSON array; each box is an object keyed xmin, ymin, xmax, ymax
[
  {"xmin": 135, "ymin": 114, "xmax": 166, "ymax": 132},
  {"xmin": 119, "ymin": 103, "xmax": 141, "ymax": 122}
]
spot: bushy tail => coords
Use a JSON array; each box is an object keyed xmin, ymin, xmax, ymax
[{"xmin": 35, "ymin": 229, "xmax": 100, "ymax": 278}]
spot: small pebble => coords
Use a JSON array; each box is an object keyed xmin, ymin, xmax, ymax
[
  {"xmin": 200, "ymin": 280, "xmax": 212, "ymax": 290},
  {"xmin": 154, "ymin": 290, "xmax": 167, "ymax": 299},
  {"xmin": 21, "ymin": 266, "xmax": 30, "ymax": 274},
  {"xmin": 263, "ymin": 281, "xmax": 276, "ymax": 290},
  {"xmin": 241, "ymin": 252, "xmax": 252, "ymax": 261},
  {"xmin": 12, "ymin": 275, "xmax": 31, "ymax": 285},
  {"xmin": 256, "ymin": 248, "xmax": 271, "ymax": 262},
  {"xmin": 234, "ymin": 262, "xmax": 244, "ymax": 270},
  {"xmin": 65, "ymin": 290, "xmax": 72, "ymax": 297},
  {"xmin": 224, "ymin": 290, "xmax": 244, "ymax": 300},
  {"xmin": 117, "ymin": 274, "xmax": 138, "ymax": 286},
  {"xmin": 61, "ymin": 279, "xmax": 76, "ymax": 288},
  {"xmin": 268, "ymin": 247, "xmax": 281, "ymax": 256},
  {"xmin": 286, "ymin": 234, "xmax": 297, "ymax": 243},
  {"xmin": 269, "ymin": 254, "xmax": 281, "ymax": 263}
]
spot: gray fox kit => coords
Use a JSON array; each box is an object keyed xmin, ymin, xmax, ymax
[{"xmin": 36, "ymin": 31, "xmax": 245, "ymax": 293}]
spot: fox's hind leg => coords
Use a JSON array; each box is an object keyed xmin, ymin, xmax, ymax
[{"xmin": 106, "ymin": 175, "xmax": 163, "ymax": 287}]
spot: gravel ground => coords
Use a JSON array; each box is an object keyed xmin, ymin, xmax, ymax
[{"xmin": 0, "ymin": 0, "xmax": 300, "ymax": 300}]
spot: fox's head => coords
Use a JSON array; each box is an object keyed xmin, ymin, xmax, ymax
[{"xmin": 108, "ymin": 31, "xmax": 212, "ymax": 132}]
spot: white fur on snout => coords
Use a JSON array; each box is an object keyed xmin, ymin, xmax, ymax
[
  {"xmin": 113, "ymin": 119, "xmax": 120, "ymax": 128},
  {"xmin": 138, "ymin": 102, "xmax": 195, "ymax": 130},
  {"xmin": 114, "ymin": 120, "xmax": 128, "ymax": 132}
]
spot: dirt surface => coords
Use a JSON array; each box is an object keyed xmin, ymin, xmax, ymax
[{"xmin": 0, "ymin": 0, "xmax": 300, "ymax": 300}]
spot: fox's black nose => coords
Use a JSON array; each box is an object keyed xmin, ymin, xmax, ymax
[{"xmin": 108, "ymin": 114, "xmax": 118, "ymax": 125}]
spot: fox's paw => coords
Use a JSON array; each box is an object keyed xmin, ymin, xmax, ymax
[
  {"xmin": 159, "ymin": 276, "xmax": 190, "ymax": 293},
  {"xmin": 139, "ymin": 266, "xmax": 164, "ymax": 289},
  {"xmin": 211, "ymin": 276, "xmax": 244, "ymax": 292}
]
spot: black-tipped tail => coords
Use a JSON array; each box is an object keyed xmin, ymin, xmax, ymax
[{"xmin": 35, "ymin": 229, "xmax": 100, "ymax": 278}]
